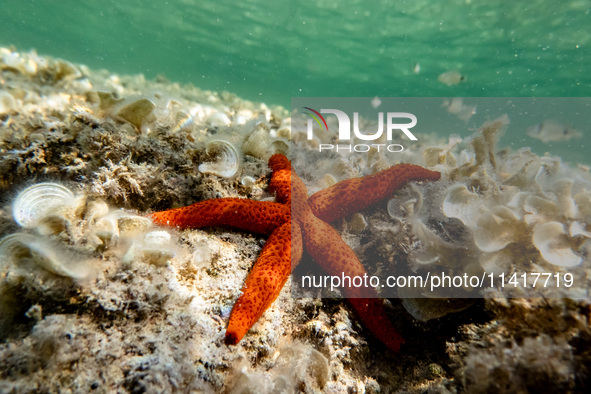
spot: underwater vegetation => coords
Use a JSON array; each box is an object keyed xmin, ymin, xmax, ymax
[{"xmin": 1, "ymin": 47, "xmax": 591, "ymax": 393}]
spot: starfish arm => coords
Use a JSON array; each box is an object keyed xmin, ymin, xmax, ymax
[
  {"xmin": 308, "ymin": 164, "xmax": 441, "ymax": 223},
  {"xmin": 348, "ymin": 298, "xmax": 404, "ymax": 352},
  {"xmin": 300, "ymin": 212, "xmax": 404, "ymax": 352},
  {"xmin": 268, "ymin": 154, "xmax": 292, "ymax": 205},
  {"xmin": 225, "ymin": 221, "xmax": 302, "ymax": 345},
  {"xmin": 300, "ymin": 212, "xmax": 367, "ymax": 277},
  {"xmin": 291, "ymin": 221, "xmax": 303, "ymax": 265},
  {"xmin": 149, "ymin": 198, "xmax": 289, "ymax": 235}
]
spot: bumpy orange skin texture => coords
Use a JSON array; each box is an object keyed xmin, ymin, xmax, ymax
[
  {"xmin": 308, "ymin": 163, "xmax": 442, "ymax": 223},
  {"xmin": 149, "ymin": 154, "xmax": 440, "ymax": 352},
  {"xmin": 148, "ymin": 198, "xmax": 289, "ymax": 235}
]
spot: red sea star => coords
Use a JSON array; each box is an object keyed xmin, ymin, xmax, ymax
[{"xmin": 149, "ymin": 154, "xmax": 440, "ymax": 352}]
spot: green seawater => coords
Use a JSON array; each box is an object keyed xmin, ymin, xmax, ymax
[{"xmin": 1, "ymin": 0, "xmax": 590, "ymax": 162}]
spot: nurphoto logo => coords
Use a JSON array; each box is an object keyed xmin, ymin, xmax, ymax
[{"xmin": 303, "ymin": 107, "xmax": 418, "ymax": 153}]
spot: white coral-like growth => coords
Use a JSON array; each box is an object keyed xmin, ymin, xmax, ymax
[
  {"xmin": 532, "ymin": 222, "xmax": 582, "ymax": 267},
  {"xmin": 116, "ymin": 98, "xmax": 156, "ymax": 130},
  {"xmin": 241, "ymin": 122, "xmax": 271, "ymax": 160},
  {"xmin": 12, "ymin": 183, "xmax": 79, "ymax": 233},
  {"xmin": 408, "ymin": 115, "xmax": 591, "ymax": 301},
  {"xmin": 0, "ymin": 233, "xmax": 93, "ymax": 279},
  {"xmin": 442, "ymin": 184, "xmax": 481, "ymax": 228},
  {"xmin": 0, "ymin": 90, "xmax": 17, "ymax": 115},
  {"xmin": 198, "ymin": 139, "xmax": 241, "ymax": 178},
  {"xmin": 473, "ymin": 206, "xmax": 521, "ymax": 253},
  {"xmin": 207, "ymin": 111, "xmax": 231, "ymax": 127},
  {"xmin": 228, "ymin": 343, "xmax": 329, "ymax": 393},
  {"xmin": 126, "ymin": 230, "xmax": 178, "ymax": 266}
]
